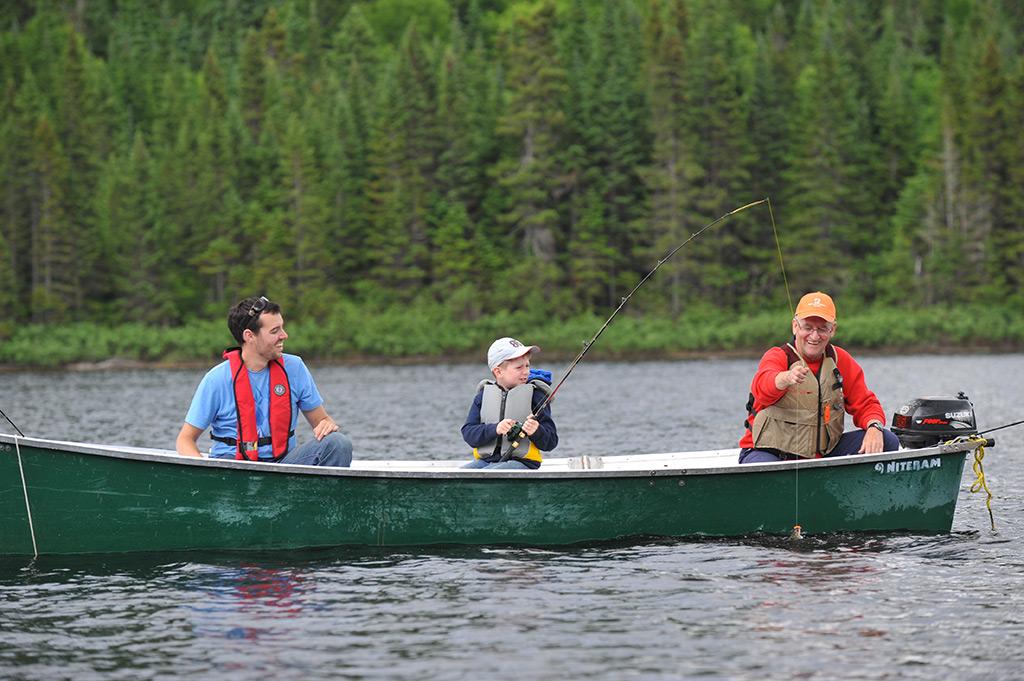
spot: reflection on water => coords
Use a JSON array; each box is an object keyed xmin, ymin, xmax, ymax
[
  {"xmin": 1, "ymin": 355, "xmax": 1023, "ymax": 679},
  {"xmin": 187, "ymin": 565, "xmax": 307, "ymax": 641}
]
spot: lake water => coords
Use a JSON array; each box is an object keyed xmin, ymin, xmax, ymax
[{"xmin": 1, "ymin": 354, "xmax": 1022, "ymax": 680}]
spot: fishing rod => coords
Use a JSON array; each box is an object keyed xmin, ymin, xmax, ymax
[
  {"xmin": 499, "ymin": 198, "xmax": 769, "ymax": 461},
  {"xmin": 978, "ymin": 418, "xmax": 1024, "ymax": 436},
  {"xmin": 0, "ymin": 406, "xmax": 25, "ymax": 437}
]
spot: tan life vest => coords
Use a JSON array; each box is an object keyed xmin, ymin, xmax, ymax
[
  {"xmin": 473, "ymin": 379, "xmax": 552, "ymax": 464},
  {"xmin": 750, "ymin": 345, "xmax": 845, "ymax": 458}
]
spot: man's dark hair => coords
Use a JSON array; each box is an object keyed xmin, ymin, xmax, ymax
[{"xmin": 227, "ymin": 296, "xmax": 282, "ymax": 344}]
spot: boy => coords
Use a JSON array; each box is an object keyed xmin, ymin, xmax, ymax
[{"xmin": 461, "ymin": 337, "xmax": 558, "ymax": 469}]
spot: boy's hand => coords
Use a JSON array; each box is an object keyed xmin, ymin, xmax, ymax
[
  {"xmin": 520, "ymin": 416, "xmax": 539, "ymax": 436},
  {"xmin": 495, "ymin": 418, "xmax": 517, "ymax": 436}
]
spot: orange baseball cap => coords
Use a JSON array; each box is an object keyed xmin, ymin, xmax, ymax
[{"xmin": 794, "ymin": 292, "xmax": 836, "ymax": 323}]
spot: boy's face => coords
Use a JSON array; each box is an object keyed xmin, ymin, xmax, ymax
[{"xmin": 493, "ymin": 352, "xmax": 531, "ymax": 390}]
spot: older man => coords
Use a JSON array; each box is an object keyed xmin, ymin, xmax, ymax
[{"xmin": 738, "ymin": 291, "xmax": 899, "ymax": 464}]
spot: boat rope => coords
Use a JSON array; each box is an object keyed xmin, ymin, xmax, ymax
[
  {"xmin": 965, "ymin": 435, "xmax": 995, "ymax": 531},
  {"xmin": 499, "ymin": 198, "xmax": 770, "ymax": 461},
  {"xmin": 14, "ymin": 436, "xmax": 39, "ymax": 559}
]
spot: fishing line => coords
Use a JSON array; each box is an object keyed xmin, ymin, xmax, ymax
[
  {"xmin": 767, "ymin": 197, "xmax": 794, "ymax": 314},
  {"xmin": 768, "ymin": 198, "xmax": 804, "ymax": 535},
  {"xmin": 0, "ymin": 406, "xmax": 25, "ymax": 437},
  {"xmin": 499, "ymin": 198, "xmax": 769, "ymax": 461}
]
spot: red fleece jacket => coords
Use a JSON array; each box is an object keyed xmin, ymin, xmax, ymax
[{"xmin": 739, "ymin": 344, "xmax": 887, "ymax": 449}]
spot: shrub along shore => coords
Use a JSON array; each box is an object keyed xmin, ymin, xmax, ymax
[{"xmin": 1, "ymin": 304, "xmax": 1021, "ymax": 370}]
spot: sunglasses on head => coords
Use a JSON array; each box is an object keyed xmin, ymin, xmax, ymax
[{"xmin": 247, "ymin": 296, "xmax": 270, "ymax": 318}]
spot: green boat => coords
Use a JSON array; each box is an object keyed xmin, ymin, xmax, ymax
[{"xmin": 0, "ymin": 433, "xmax": 989, "ymax": 557}]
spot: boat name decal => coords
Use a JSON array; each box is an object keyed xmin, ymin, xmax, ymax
[
  {"xmin": 874, "ymin": 457, "xmax": 941, "ymax": 474},
  {"xmin": 0, "ymin": 443, "xmax": 10, "ymax": 452}
]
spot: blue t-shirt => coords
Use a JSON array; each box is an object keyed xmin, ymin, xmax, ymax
[{"xmin": 185, "ymin": 354, "xmax": 324, "ymax": 460}]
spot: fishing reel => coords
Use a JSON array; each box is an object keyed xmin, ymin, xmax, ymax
[
  {"xmin": 498, "ymin": 418, "xmax": 534, "ymax": 461},
  {"xmin": 506, "ymin": 421, "xmax": 525, "ymax": 444}
]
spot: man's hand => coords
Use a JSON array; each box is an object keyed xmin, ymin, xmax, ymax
[
  {"xmin": 776, "ymin": 364, "xmax": 809, "ymax": 389},
  {"xmin": 313, "ymin": 417, "xmax": 340, "ymax": 441},
  {"xmin": 303, "ymin": 406, "xmax": 341, "ymax": 441},
  {"xmin": 859, "ymin": 425, "xmax": 884, "ymax": 454}
]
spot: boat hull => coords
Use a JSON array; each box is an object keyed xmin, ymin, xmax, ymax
[{"xmin": 0, "ymin": 436, "xmax": 974, "ymax": 556}]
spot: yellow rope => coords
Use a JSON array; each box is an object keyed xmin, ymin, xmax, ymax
[{"xmin": 967, "ymin": 436, "xmax": 995, "ymax": 531}]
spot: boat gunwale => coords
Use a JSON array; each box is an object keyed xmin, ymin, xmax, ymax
[{"xmin": 0, "ymin": 432, "xmax": 982, "ymax": 480}]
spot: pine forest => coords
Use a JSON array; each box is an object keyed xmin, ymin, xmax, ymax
[{"xmin": 1, "ymin": 0, "xmax": 1022, "ymax": 365}]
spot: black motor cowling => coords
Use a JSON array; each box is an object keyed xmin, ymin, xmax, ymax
[{"xmin": 890, "ymin": 392, "xmax": 978, "ymax": 449}]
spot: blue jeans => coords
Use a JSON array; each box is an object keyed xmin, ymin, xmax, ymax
[
  {"xmin": 739, "ymin": 428, "xmax": 900, "ymax": 464},
  {"xmin": 461, "ymin": 458, "xmax": 531, "ymax": 470},
  {"xmin": 279, "ymin": 432, "xmax": 353, "ymax": 467}
]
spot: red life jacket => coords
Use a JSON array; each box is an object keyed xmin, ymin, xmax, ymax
[{"xmin": 222, "ymin": 348, "xmax": 293, "ymax": 461}]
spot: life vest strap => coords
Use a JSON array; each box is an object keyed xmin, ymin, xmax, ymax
[{"xmin": 211, "ymin": 431, "xmax": 295, "ymax": 448}]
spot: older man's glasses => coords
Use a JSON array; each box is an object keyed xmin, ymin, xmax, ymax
[
  {"xmin": 796, "ymin": 321, "xmax": 834, "ymax": 336},
  {"xmin": 247, "ymin": 296, "xmax": 270, "ymax": 318}
]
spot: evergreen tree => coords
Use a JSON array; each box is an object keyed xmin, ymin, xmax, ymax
[
  {"xmin": 0, "ymin": 229, "xmax": 15, "ymax": 327},
  {"xmin": 745, "ymin": 12, "xmax": 796, "ymax": 305},
  {"xmin": 279, "ymin": 110, "xmax": 334, "ymax": 317},
  {"xmin": 331, "ymin": 3, "xmax": 383, "ymax": 88},
  {"xmin": 571, "ymin": 0, "xmax": 650, "ymax": 309},
  {"xmin": 680, "ymin": 0, "xmax": 755, "ymax": 306},
  {"xmin": 782, "ymin": 2, "xmax": 881, "ymax": 300},
  {"xmin": 55, "ymin": 27, "xmax": 115, "ymax": 316},
  {"xmin": 28, "ymin": 115, "xmax": 72, "ymax": 322},
  {"xmin": 640, "ymin": 0, "xmax": 692, "ymax": 315},
  {"xmin": 365, "ymin": 22, "xmax": 440, "ymax": 298},
  {"xmin": 324, "ymin": 66, "xmax": 373, "ymax": 293},
  {"xmin": 491, "ymin": 0, "xmax": 570, "ymax": 310},
  {"xmin": 101, "ymin": 133, "xmax": 180, "ymax": 324},
  {"xmin": 186, "ymin": 49, "xmax": 244, "ymax": 314},
  {"xmin": 965, "ymin": 37, "xmax": 1019, "ymax": 302},
  {"xmin": 0, "ymin": 67, "xmax": 36, "ymax": 320}
]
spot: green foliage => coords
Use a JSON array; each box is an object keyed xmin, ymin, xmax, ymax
[
  {"xmin": 0, "ymin": 0, "xmax": 1021, "ymax": 363},
  {"xmin": 5, "ymin": 303, "xmax": 1020, "ymax": 369}
]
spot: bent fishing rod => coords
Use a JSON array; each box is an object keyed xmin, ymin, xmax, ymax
[{"xmin": 499, "ymin": 198, "xmax": 769, "ymax": 461}]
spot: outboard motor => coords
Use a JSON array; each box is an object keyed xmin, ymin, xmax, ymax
[{"xmin": 890, "ymin": 392, "xmax": 978, "ymax": 449}]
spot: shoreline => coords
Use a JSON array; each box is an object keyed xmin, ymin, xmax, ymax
[{"xmin": 2, "ymin": 343, "xmax": 1020, "ymax": 373}]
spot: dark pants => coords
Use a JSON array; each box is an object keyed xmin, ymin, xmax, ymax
[{"xmin": 739, "ymin": 428, "xmax": 900, "ymax": 464}]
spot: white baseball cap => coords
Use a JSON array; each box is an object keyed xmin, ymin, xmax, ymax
[{"xmin": 487, "ymin": 337, "xmax": 539, "ymax": 370}]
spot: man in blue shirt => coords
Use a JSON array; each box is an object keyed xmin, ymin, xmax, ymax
[{"xmin": 175, "ymin": 295, "xmax": 353, "ymax": 466}]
